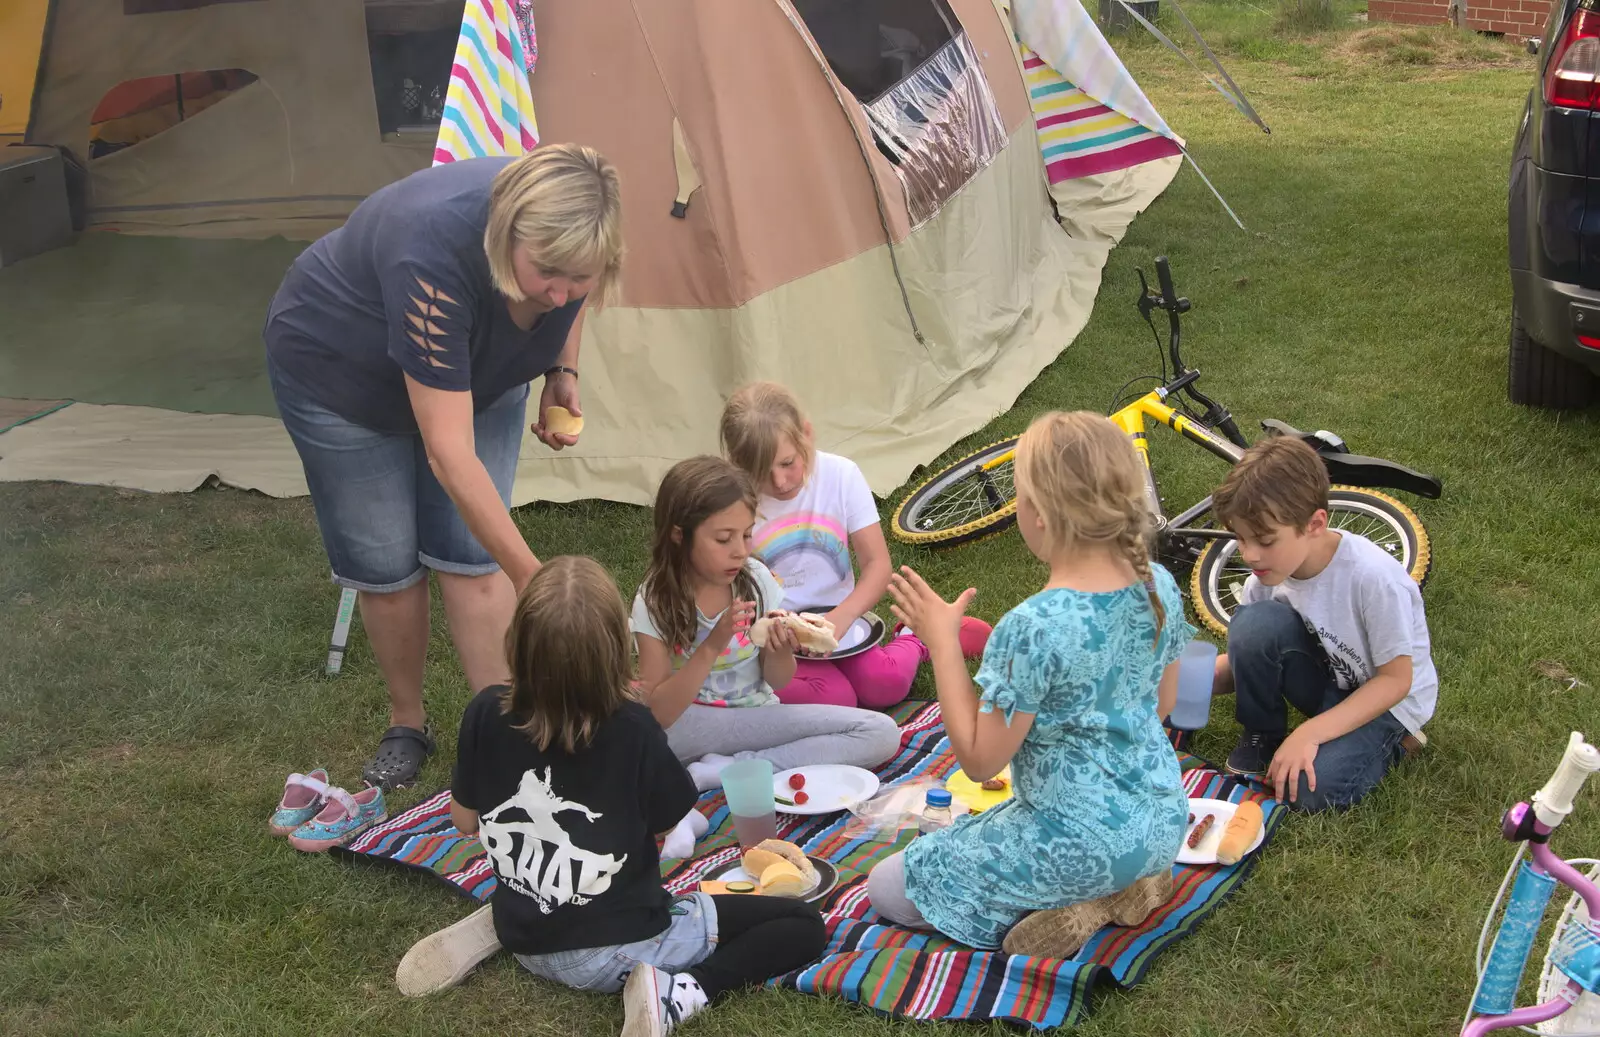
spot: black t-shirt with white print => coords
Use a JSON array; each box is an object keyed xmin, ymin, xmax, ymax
[{"xmin": 451, "ymin": 687, "xmax": 698, "ymax": 956}]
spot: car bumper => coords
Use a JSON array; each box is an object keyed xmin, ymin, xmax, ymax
[{"xmin": 1512, "ymin": 268, "xmax": 1600, "ymax": 372}]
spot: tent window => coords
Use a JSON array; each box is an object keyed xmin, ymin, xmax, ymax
[
  {"xmin": 87, "ymin": 69, "xmax": 258, "ymax": 160},
  {"xmin": 789, "ymin": 0, "xmax": 961, "ymax": 104},
  {"xmin": 124, "ymin": 0, "xmax": 262, "ymax": 12},
  {"xmin": 862, "ymin": 33, "xmax": 1008, "ymax": 226},
  {"xmin": 366, "ymin": 3, "xmax": 464, "ymax": 139}
]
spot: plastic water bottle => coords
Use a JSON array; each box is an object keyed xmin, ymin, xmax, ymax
[{"xmin": 919, "ymin": 789, "xmax": 953, "ymax": 835}]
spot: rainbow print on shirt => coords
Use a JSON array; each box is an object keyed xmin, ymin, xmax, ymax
[{"xmin": 754, "ymin": 512, "xmax": 852, "ymax": 588}]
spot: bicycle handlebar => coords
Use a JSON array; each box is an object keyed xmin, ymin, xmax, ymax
[
  {"xmin": 1155, "ymin": 256, "xmax": 1178, "ymax": 309},
  {"xmin": 1533, "ymin": 731, "xmax": 1600, "ymax": 828},
  {"xmin": 1154, "ymin": 256, "xmax": 1184, "ymax": 375}
]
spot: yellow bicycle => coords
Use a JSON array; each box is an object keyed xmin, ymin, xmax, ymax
[{"xmin": 889, "ymin": 257, "xmax": 1443, "ymax": 635}]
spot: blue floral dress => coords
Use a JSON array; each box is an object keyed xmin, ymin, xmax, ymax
[{"xmin": 902, "ymin": 568, "xmax": 1194, "ymax": 949}]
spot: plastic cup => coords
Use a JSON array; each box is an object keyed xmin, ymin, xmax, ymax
[
  {"xmin": 1169, "ymin": 639, "xmax": 1220, "ymax": 731},
  {"xmin": 721, "ymin": 758, "xmax": 777, "ymax": 848}
]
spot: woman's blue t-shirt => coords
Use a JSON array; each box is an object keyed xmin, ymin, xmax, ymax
[{"xmin": 264, "ymin": 156, "xmax": 583, "ymax": 434}]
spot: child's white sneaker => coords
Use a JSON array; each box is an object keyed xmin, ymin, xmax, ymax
[
  {"xmin": 622, "ymin": 965, "xmax": 707, "ymax": 1036},
  {"xmin": 395, "ymin": 903, "xmax": 501, "ymax": 996}
]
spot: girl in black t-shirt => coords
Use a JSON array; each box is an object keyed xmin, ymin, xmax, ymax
[{"xmin": 417, "ymin": 556, "xmax": 825, "ymax": 1035}]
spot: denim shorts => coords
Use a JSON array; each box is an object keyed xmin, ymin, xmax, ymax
[
  {"xmin": 268, "ymin": 358, "xmax": 528, "ymax": 592},
  {"xmin": 515, "ymin": 893, "xmax": 719, "ymax": 994}
]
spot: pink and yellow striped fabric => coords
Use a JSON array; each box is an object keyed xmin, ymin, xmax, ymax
[
  {"xmin": 1021, "ymin": 44, "xmax": 1180, "ymax": 183},
  {"xmin": 432, "ymin": 0, "xmax": 538, "ymax": 166}
]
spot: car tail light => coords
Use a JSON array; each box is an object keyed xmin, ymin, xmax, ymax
[
  {"xmin": 1579, "ymin": 333, "xmax": 1600, "ymax": 350},
  {"xmin": 1545, "ymin": 10, "xmax": 1600, "ymax": 109}
]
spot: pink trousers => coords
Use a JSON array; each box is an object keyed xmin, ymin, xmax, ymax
[{"xmin": 774, "ymin": 633, "xmax": 928, "ymax": 709}]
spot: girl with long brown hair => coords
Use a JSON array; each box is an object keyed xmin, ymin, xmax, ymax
[{"xmin": 631, "ymin": 456, "xmax": 899, "ymax": 790}]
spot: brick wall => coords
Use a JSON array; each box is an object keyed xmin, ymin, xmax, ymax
[{"xmin": 1367, "ymin": 0, "xmax": 1551, "ymax": 37}]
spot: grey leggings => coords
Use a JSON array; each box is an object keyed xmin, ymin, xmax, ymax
[
  {"xmin": 866, "ymin": 851, "xmax": 935, "ymax": 930},
  {"xmin": 665, "ymin": 702, "xmax": 901, "ymax": 773}
]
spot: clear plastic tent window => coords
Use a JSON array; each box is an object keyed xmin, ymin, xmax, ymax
[{"xmin": 863, "ymin": 32, "xmax": 1008, "ymax": 227}]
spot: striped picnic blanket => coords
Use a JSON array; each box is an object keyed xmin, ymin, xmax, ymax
[
  {"xmin": 336, "ymin": 702, "xmax": 1283, "ymax": 1028},
  {"xmin": 432, "ymin": 0, "xmax": 539, "ymax": 167}
]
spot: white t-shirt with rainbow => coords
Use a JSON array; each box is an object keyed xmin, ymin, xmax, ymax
[{"xmin": 752, "ymin": 451, "xmax": 880, "ymax": 613}]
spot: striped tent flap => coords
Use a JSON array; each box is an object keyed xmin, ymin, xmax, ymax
[
  {"xmin": 433, "ymin": 0, "xmax": 539, "ymax": 167},
  {"xmin": 1021, "ymin": 44, "xmax": 1181, "ymax": 183}
]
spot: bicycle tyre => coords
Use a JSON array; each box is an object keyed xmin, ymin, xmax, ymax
[
  {"xmin": 890, "ymin": 437, "xmax": 1021, "ymax": 547},
  {"xmin": 1188, "ymin": 487, "xmax": 1433, "ymax": 637}
]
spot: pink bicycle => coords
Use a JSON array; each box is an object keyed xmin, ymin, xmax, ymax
[{"xmin": 1463, "ymin": 732, "xmax": 1600, "ymax": 1036}]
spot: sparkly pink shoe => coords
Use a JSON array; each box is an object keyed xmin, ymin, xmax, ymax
[
  {"xmin": 287, "ymin": 785, "xmax": 387, "ymax": 852},
  {"xmin": 268, "ymin": 769, "xmax": 331, "ymax": 836}
]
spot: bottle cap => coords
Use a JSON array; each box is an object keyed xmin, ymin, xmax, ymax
[{"xmin": 926, "ymin": 789, "xmax": 952, "ymax": 807}]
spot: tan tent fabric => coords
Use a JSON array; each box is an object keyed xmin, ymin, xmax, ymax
[
  {"xmin": 8, "ymin": 0, "xmax": 1182, "ymax": 504},
  {"xmin": 28, "ymin": 0, "xmax": 433, "ymax": 236},
  {"xmin": 0, "ymin": 154, "xmax": 1180, "ymax": 502},
  {"xmin": 0, "ymin": 403, "xmax": 308, "ymax": 496}
]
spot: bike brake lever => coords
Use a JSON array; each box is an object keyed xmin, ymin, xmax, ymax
[{"xmin": 1136, "ymin": 269, "xmax": 1158, "ymax": 321}]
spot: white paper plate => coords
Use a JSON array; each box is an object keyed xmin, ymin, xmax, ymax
[
  {"xmin": 772, "ymin": 764, "xmax": 881, "ymax": 816},
  {"xmin": 817, "ymin": 611, "xmax": 887, "ymax": 661},
  {"xmin": 1175, "ymin": 797, "xmax": 1265, "ymax": 866}
]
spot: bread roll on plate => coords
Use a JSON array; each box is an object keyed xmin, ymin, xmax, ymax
[{"xmin": 741, "ymin": 838, "xmax": 818, "ymax": 895}]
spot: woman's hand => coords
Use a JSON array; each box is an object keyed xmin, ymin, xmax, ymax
[
  {"xmin": 888, "ymin": 565, "xmax": 975, "ymax": 654},
  {"xmin": 532, "ymin": 369, "xmax": 581, "ymax": 451}
]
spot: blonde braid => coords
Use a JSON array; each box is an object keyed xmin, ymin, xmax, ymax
[{"xmin": 1118, "ymin": 500, "xmax": 1165, "ymax": 645}]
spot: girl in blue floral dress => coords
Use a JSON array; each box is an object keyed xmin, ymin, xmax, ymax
[{"xmin": 868, "ymin": 411, "xmax": 1193, "ymax": 952}]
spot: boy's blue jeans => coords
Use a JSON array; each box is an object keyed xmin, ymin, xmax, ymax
[{"xmin": 1230, "ymin": 600, "xmax": 1410, "ymax": 813}]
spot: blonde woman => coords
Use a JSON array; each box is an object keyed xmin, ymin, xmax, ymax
[{"xmin": 263, "ymin": 145, "xmax": 623, "ymax": 789}]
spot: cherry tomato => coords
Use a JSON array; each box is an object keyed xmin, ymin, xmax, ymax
[
  {"xmin": 788, "ymin": 773, "xmax": 806, "ymax": 790},
  {"xmin": 794, "ymin": 790, "xmax": 810, "ymax": 805}
]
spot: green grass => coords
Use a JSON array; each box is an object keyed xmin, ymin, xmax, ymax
[{"xmin": 4, "ymin": 7, "xmax": 1599, "ymax": 1035}]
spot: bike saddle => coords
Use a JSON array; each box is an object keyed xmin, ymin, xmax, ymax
[
  {"xmin": 1261, "ymin": 418, "xmax": 1348, "ymax": 453},
  {"xmin": 1261, "ymin": 419, "xmax": 1442, "ymax": 500}
]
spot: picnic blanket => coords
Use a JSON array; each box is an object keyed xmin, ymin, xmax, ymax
[{"xmin": 335, "ymin": 702, "xmax": 1284, "ymax": 1029}]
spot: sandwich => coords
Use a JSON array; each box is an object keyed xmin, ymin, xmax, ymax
[
  {"xmin": 749, "ymin": 611, "xmax": 839, "ymax": 655},
  {"xmin": 741, "ymin": 838, "xmax": 818, "ymax": 897}
]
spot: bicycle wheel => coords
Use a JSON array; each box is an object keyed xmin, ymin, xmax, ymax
[
  {"xmin": 1188, "ymin": 487, "xmax": 1433, "ymax": 636},
  {"xmin": 890, "ymin": 437, "xmax": 1020, "ymax": 547}
]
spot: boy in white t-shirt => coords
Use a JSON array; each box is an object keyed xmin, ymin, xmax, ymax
[{"xmin": 1212, "ymin": 436, "xmax": 1437, "ymax": 813}]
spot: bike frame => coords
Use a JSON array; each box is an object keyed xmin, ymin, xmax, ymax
[
  {"xmin": 1462, "ymin": 732, "xmax": 1600, "ymax": 1036},
  {"xmin": 1109, "ymin": 387, "xmax": 1242, "ymax": 543}
]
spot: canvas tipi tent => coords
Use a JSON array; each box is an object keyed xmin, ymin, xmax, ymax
[{"xmin": 1, "ymin": 0, "xmax": 1183, "ymax": 505}]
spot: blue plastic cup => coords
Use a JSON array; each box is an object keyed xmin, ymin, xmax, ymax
[{"xmin": 720, "ymin": 758, "xmax": 777, "ymax": 848}]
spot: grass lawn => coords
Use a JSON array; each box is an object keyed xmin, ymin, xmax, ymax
[{"xmin": 4, "ymin": 5, "xmax": 1599, "ymax": 1035}]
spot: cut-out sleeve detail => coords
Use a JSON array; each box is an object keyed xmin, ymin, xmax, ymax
[{"xmin": 385, "ymin": 263, "xmax": 475, "ymax": 390}]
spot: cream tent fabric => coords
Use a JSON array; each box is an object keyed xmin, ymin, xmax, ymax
[{"xmin": 4, "ymin": 0, "xmax": 1180, "ymax": 504}]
